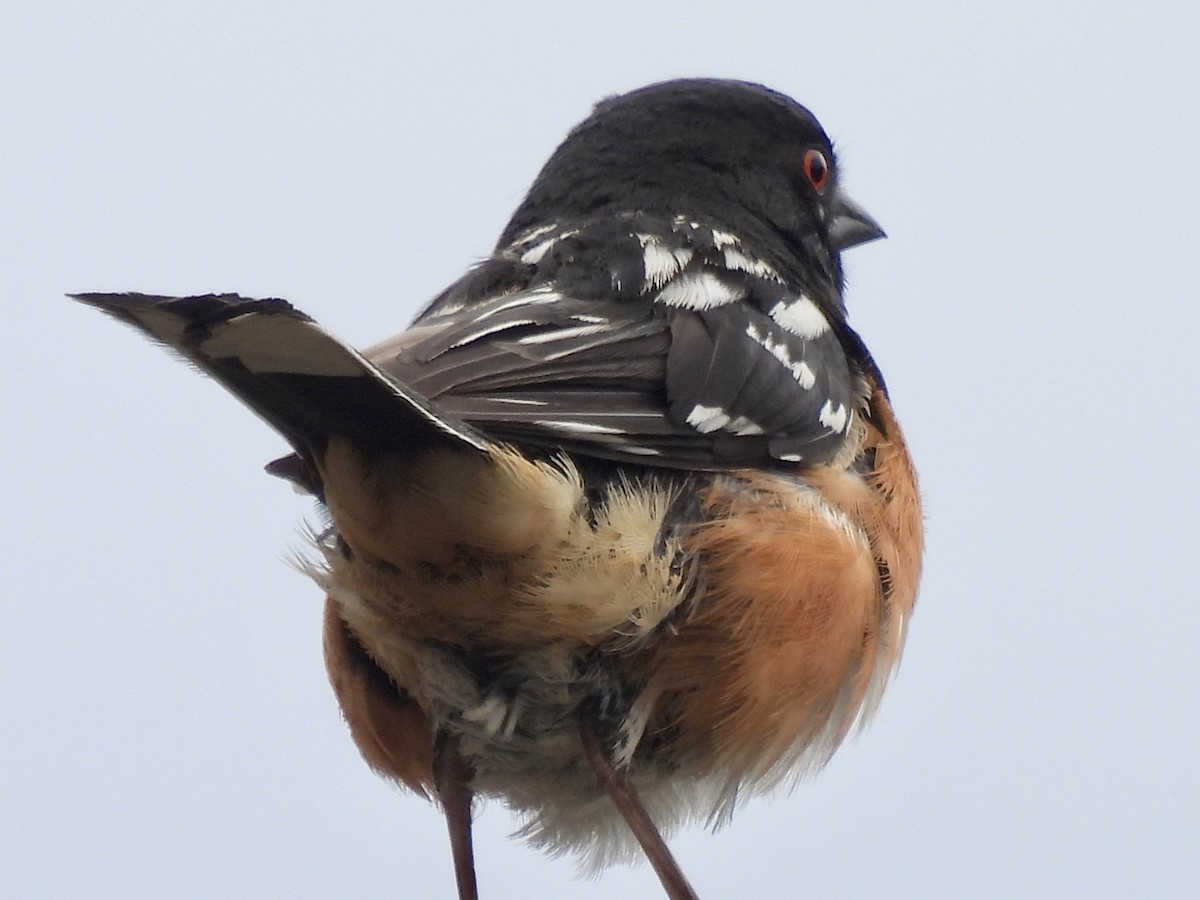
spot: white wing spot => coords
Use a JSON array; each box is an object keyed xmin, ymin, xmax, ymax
[
  {"xmin": 770, "ymin": 297, "xmax": 829, "ymax": 338},
  {"xmin": 534, "ymin": 420, "xmax": 625, "ymax": 435},
  {"xmin": 517, "ymin": 229, "xmax": 579, "ymax": 266},
  {"xmin": 520, "ymin": 237, "xmax": 559, "ymax": 266},
  {"xmin": 657, "ymin": 270, "xmax": 743, "ymax": 309},
  {"xmin": 474, "ymin": 287, "xmax": 562, "ymax": 320},
  {"xmin": 723, "ymin": 246, "xmax": 781, "ymax": 281},
  {"xmin": 794, "ymin": 361, "xmax": 816, "ymax": 389},
  {"xmin": 819, "ymin": 400, "xmax": 849, "ymax": 433},
  {"xmin": 516, "ymin": 222, "xmax": 558, "ymax": 243},
  {"xmin": 637, "ymin": 234, "xmax": 694, "ymax": 289},
  {"xmin": 686, "ymin": 404, "xmax": 732, "ymax": 434},
  {"xmin": 616, "ymin": 444, "xmax": 662, "ymax": 456},
  {"xmin": 514, "ymin": 322, "xmax": 610, "ymax": 346},
  {"xmin": 449, "ymin": 317, "xmax": 538, "ymax": 348},
  {"xmin": 746, "ymin": 323, "xmax": 817, "ymax": 388}
]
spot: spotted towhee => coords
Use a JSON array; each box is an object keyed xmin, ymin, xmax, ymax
[{"xmin": 74, "ymin": 79, "xmax": 923, "ymax": 900}]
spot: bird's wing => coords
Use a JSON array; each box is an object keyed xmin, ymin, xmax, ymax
[{"xmin": 374, "ymin": 214, "xmax": 866, "ymax": 469}]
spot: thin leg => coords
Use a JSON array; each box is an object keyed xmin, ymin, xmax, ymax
[
  {"xmin": 579, "ymin": 719, "xmax": 700, "ymax": 900},
  {"xmin": 433, "ymin": 732, "xmax": 479, "ymax": 900}
]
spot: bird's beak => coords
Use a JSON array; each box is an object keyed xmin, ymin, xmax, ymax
[{"xmin": 828, "ymin": 191, "xmax": 886, "ymax": 251}]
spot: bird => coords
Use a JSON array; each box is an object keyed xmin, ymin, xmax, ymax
[{"xmin": 73, "ymin": 78, "xmax": 923, "ymax": 900}]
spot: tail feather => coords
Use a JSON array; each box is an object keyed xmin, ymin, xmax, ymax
[{"xmin": 70, "ymin": 293, "xmax": 489, "ymax": 485}]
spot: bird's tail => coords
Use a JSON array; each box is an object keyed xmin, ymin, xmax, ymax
[{"xmin": 70, "ymin": 292, "xmax": 489, "ymax": 492}]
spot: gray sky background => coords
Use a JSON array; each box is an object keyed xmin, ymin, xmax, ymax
[{"xmin": 5, "ymin": 3, "xmax": 1198, "ymax": 897}]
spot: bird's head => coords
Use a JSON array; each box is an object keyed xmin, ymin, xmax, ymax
[{"xmin": 500, "ymin": 78, "xmax": 884, "ymax": 297}]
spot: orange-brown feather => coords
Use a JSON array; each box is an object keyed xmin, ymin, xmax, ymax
[
  {"xmin": 648, "ymin": 474, "xmax": 880, "ymax": 777},
  {"xmin": 643, "ymin": 381, "xmax": 922, "ymax": 781},
  {"xmin": 314, "ymin": 379, "xmax": 921, "ymax": 818},
  {"xmin": 321, "ymin": 599, "xmax": 434, "ymax": 794}
]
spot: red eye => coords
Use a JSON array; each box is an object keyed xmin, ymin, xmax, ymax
[{"xmin": 803, "ymin": 148, "xmax": 830, "ymax": 192}]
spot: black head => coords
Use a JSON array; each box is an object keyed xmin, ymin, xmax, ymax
[{"xmin": 499, "ymin": 79, "xmax": 882, "ymax": 288}]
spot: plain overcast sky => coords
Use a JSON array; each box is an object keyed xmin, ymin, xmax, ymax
[{"xmin": 5, "ymin": 2, "xmax": 1198, "ymax": 898}]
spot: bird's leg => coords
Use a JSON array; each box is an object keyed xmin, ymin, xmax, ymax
[
  {"xmin": 433, "ymin": 731, "xmax": 479, "ymax": 900},
  {"xmin": 578, "ymin": 717, "xmax": 700, "ymax": 900}
]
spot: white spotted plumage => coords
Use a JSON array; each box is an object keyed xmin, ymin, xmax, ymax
[
  {"xmin": 686, "ymin": 404, "xmax": 734, "ymax": 434},
  {"xmin": 745, "ymin": 321, "xmax": 818, "ymax": 389},
  {"xmin": 769, "ymin": 296, "xmax": 830, "ymax": 338},
  {"xmin": 655, "ymin": 269, "xmax": 744, "ymax": 309},
  {"xmin": 818, "ymin": 399, "xmax": 850, "ymax": 433},
  {"xmin": 382, "ymin": 211, "xmax": 864, "ymax": 468},
  {"xmin": 73, "ymin": 80, "xmax": 918, "ymax": 900},
  {"xmin": 638, "ymin": 233, "xmax": 695, "ymax": 289}
]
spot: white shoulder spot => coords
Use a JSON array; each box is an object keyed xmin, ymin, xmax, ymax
[
  {"xmin": 769, "ymin": 296, "xmax": 830, "ymax": 338},
  {"xmin": 637, "ymin": 233, "xmax": 694, "ymax": 290},
  {"xmin": 657, "ymin": 270, "xmax": 744, "ymax": 309},
  {"xmin": 722, "ymin": 245, "xmax": 781, "ymax": 281}
]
